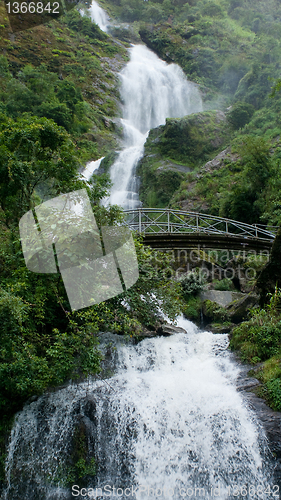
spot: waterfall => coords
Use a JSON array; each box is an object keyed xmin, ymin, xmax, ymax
[
  {"xmin": 82, "ymin": 157, "xmax": 105, "ymax": 181},
  {"xmin": 81, "ymin": 1, "xmax": 202, "ymax": 206},
  {"xmin": 105, "ymin": 45, "xmax": 203, "ymax": 209},
  {"xmin": 3, "ymin": 318, "xmax": 276, "ymax": 500},
  {"xmin": 88, "ymin": 0, "xmax": 109, "ymax": 32}
]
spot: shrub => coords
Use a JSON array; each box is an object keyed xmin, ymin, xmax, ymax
[
  {"xmin": 266, "ymin": 378, "xmax": 281, "ymax": 411},
  {"xmin": 203, "ymin": 299, "xmax": 229, "ymax": 323},
  {"xmin": 183, "ymin": 295, "xmax": 202, "ymax": 322},
  {"xmin": 213, "ymin": 278, "xmax": 234, "ymax": 291},
  {"xmin": 180, "ymin": 271, "xmax": 205, "ymax": 297},
  {"xmin": 202, "ymin": 3, "xmax": 224, "ymax": 18},
  {"xmin": 227, "ymin": 102, "xmax": 255, "ymax": 129}
]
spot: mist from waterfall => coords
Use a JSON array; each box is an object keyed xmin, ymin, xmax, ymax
[
  {"xmin": 105, "ymin": 44, "xmax": 203, "ymax": 209},
  {"xmin": 3, "ymin": 318, "xmax": 275, "ymax": 500}
]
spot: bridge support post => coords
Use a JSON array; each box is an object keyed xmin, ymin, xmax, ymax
[
  {"xmin": 168, "ymin": 210, "xmax": 170, "ymax": 233},
  {"xmin": 139, "ymin": 209, "xmax": 142, "ymax": 233}
]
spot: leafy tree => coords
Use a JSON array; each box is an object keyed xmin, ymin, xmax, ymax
[
  {"xmin": 56, "ymin": 80, "xmax": 83, "ymax": 114},
  {"xmin": 36, "ymin": 102, "xmax": 73, "ymax": 130},
  {"xmin": 0, "ymin": 115, "xmax": 81, "ymax": 224},
  {"xmin": 238, "ymin": 136, "xmax": 271, "ymax": 190},
  {"xmin": 221, "ymin": 136, "xmax": 272, "ymax": 223}
]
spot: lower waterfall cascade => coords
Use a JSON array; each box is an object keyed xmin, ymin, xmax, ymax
[{"xmin": 3, "ymin": 317, "xmax": 278, "ymax": 500}]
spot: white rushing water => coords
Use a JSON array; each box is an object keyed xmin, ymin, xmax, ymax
[
  {"xmin": 88, "ymin": 0, "xmax": 109, "ymax": 32},
  {"xmin": 81, "ymin": 1, "xmax": 202, "ymax": 207},
  {"xmin": 4, "ymin": 318, "xmax": 276, "ymax": 500},
  {"xmin": 105, "ymin": 45, "xmax": 203, "ymax": 208},
  {"xmin": 82, "ymin": 157, "xmax": 105, "ymax": 181}
]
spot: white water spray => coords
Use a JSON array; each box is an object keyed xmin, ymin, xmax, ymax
[
  {"xmin": 3, "ymin": 319, "xmax": 275, "ymax": 500},
  {"xmin": 88, "ymin": 0, "xmax": 109, "ymax": 32},
  {"xmin": 82, "ymin": 157, "xmax": 105, "ymax": 181},
  {"xmin": 106, "ymin": 45, "xmax": 203, "ymax": 209}
]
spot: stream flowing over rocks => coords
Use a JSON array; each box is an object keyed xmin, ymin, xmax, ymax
[{"xmin": 3, "ymin": 318, "xmax": 279, "ymax": 500}]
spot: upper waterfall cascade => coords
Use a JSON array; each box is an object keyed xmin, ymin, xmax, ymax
[
  {"xmin": 3, "ymin": 318, "xmax": 276, "ymax": 499},
  {"xmin": 88, "ymin": 0, "xmax": 109, "ymax": 32},
  {"xmin": 106, "ymin": 45, "xmax": 203, "ymax": 208},
  {"xmin": 83, "ymin": 1, "xmax": 202, "ymax": 208}
]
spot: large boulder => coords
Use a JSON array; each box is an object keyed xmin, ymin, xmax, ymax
[{"xmin": 226, "ymin": 291, "xmax": 260, "ymax": 323}]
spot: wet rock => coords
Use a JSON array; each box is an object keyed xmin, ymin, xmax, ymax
[
  {"xmin": 235, "ymin": 363, "xmax": 281, "ymax": 486},
  {"xmin": 226, "ymin": 291, "xmax": 260, "ymax": 323},
  {"xmin": 139, "ymin": 322, "xmax": 187, "ymax": 337},
  {"xmin": 205, "ymin": 322, "xmax": 235, "ymax": 334},
  {"xmin": 159, "ymin": 324, "xmax": 187, "ymax": 336}
]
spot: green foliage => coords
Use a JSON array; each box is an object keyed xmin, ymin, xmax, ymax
[
  {"xmin": 213, "ymin": 278, "xmax": 234, "ymax": 291},
  {"xmin": 202, "ymin": 2, "xmax": 224, "ymax": 18},
  {"xmin": 203, "ymin": 299, "xmax": 230, "ymax": 323},
  {"xmin": 227, "ymin": 101, "xmax": 255, "ymax": 129},
  {"xmin": 0, "ymin": 64, "xmax": 92, "ymax": 135},
  {"xmin": 180, "ymin": 270, "xmax": 205, "ymax": 298},
  {"xmin": 64, "ymin": 9, "xmax": 107, "ymax": 41},
  {"xmin": 265, "ymin": 378, "xmax": 281, "ymax": 411},
  {"xmin": 183, "ymin": 295, "xmax": 202, "ymax": 322},
  {"xmin": 182, "ymin": 133, "xmax": 277, "ymax": 225},
  {"xmin": 0, "ymin": 115, "xmax": 81, "ymax": 224},
  {"xmin": 220, "ymin": 136, "xmax": 272, "ymax": 222},
  {"xmin": 230, "ymin": 288, "xmax": 281, "ymax": 363}
]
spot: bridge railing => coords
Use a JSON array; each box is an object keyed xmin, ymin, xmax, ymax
[{"xmin": 123, "ymin": 208, "xmax": 278, "ymax": 241}]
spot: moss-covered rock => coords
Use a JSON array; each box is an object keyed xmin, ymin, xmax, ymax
[
  {"xmin": 158, "ymin": 110, "xmax": 232, "ymax": 164},
  {"xmin": 202, "ymin": 299, "xmax": 230, "ymax": 323},
  {"xmin": 137, "ymin": 110, "xmax": 232, "ymax": 207},
  {"xmin": 226, "ymin": 291, "xmax": 260, "ymax": 323}
]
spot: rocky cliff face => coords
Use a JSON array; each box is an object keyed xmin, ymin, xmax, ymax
[{"xmin": 137, "ymin": 109, "xmax": 232, "ymax": 207}]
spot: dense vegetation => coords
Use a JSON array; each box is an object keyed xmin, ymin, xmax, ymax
[
  {"xmin": 230, "ymin": 288, "xmax": 281, "ymax": 411},
  {"xmin": 0, "ymin": 112, "xmax": 182, "ymax": 481}
]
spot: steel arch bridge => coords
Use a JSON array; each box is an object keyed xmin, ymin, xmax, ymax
[{"xmin": 123, "ymin": 208, "xmax": 277, "ymax": 252}]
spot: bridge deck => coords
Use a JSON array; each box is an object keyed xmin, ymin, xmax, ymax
[
  {"xmin": 123, "ymin": 208, "xmax": 277, "ymax": 251},
  {"xmin": 142, "ymin": 232, "xmax": 273, "ymax": 252}
]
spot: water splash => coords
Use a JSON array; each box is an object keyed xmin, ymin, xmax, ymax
[
  {"xmin": 105, "ymin": 45, "xmax": 203, "ymax": 209},
  {"xmin": 4, "ymin": 318, "xmax": 276, "ymax": 499}
]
